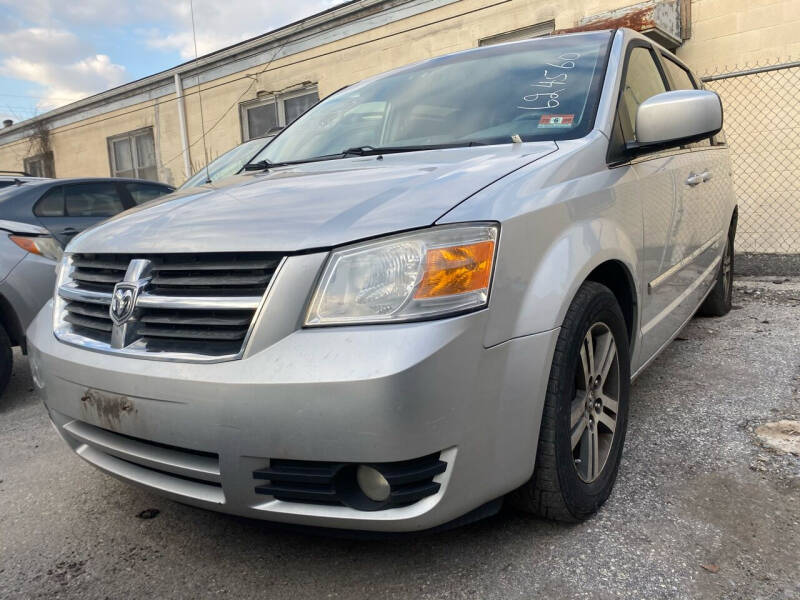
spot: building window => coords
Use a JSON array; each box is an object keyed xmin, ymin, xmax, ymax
[
  {"xmin": 240, "ymin": 86, "xmax": 319, "ymax": 140},
  {"xmin": 478, "ymin": 20, "xmax": 554, "ymax": 46},
  {"xmin": 108, "ymin": 128, "xmax": 158, "ymax": 181},
  {"xmin": 24, "ymin": 152, "xmax": 55, "ymax": 178}
]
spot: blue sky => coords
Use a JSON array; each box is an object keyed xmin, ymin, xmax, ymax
[{"xmin": 0, "ymin": 0, "xmax": 341, "ymax": 124}]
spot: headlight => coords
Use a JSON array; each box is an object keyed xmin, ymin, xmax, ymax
[
  {"xmin": 9, "ymin": 234, "xmax": 63, "ymax": 262},
  {"xmin": 52, "ymin": 253, "xmax": 74, "ymax": 334},
  {"xmin": 305, "ymin": 223, "xmax": 498, "ymax": 326}
]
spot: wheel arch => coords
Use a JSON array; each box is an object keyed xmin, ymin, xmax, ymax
[
  {"xmin": 482, "ymin": 215, "xmax": 642, "ymax": 348},
  {"xmin": 585, "ymin": 259, "xmax": 638, "ymax": 351},
  {"xmin": 0, "ymin": 291, "xmax": 25, "ymax": 351}
]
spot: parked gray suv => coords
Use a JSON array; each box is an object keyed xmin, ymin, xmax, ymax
[{"xmin": 28, "ymin": 29, "xmax": 736, "ymax": 531}]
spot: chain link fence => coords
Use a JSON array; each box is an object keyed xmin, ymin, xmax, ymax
[{"xmin": 701, "ymin": 60, "xmax": 800, "ymax": 255}]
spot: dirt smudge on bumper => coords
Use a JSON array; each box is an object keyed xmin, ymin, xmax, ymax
[{"xmin": 80, "ymin": 389, "xmax": 136, "ymax": 429}]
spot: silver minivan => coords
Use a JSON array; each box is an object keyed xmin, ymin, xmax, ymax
[{"xmin": 28, "ymin": 28, "xmax": 736, "ymax": 531}]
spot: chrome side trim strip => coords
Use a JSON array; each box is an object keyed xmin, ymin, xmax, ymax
[
  {"xmin": 648, "ymin": 230, "xmax": 724, "ymax": 292},
  {"xmin": 632, "ymin": 261, "xmax": 719, "ymax": 381},
  {"xmin": 641, "ymin": 252, "xmax": 721, "ymax": 338}
]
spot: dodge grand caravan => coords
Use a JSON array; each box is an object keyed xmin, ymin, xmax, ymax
[{"xmin": 28, "ymin": 29, "xmax": 736, "ymax": 531}]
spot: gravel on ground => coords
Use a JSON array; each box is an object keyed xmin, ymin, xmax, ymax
[{"xmin": 1, "ymin": 276, "xmax": 798, "ymax": 600}]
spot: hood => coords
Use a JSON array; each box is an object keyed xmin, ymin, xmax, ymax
[{"xmin": 69, "ymin": 143, "xmax": 556, "ymax": 254}]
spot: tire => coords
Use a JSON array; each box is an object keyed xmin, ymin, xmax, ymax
[
  {"xmin": 510, "ymin": 281, "xmax": 630, "ymax": 522},
  {"xmin": 0, "ymin": 323, "xmax": 12, "ymax": 399},
  {"xmin": 699, "ymin": 232, "xmax": 734, "ymax": 317}
]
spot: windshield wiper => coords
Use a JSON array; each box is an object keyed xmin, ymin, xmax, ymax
[
  {"xmin": 243, "ymin": 153, "xmax": 348, "ymax": 171},
  {"xmin": 341, "ymin": 141, "xmax": 487, "ymax": 157},
  {"xmin": 243, "ymin": 141, "xmax": 488, "ymax": 172},
  {"xmin": 242, "ymin": 160, "xmax": 274, "ymax": 171}
]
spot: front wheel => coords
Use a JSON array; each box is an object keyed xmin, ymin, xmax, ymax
[{"xmin": 510, "ymin": 281, "xmax": 630, "ymax": 521}]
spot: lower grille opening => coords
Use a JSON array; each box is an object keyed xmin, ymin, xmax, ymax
[
  {"xmin": 253, "ymin": 453, "xmax": 446, "ymax": 511},
  {"xmin": 62, "ymin": 420, "xmax": 223, "ymax": 503},
  {"xmin": 102, "ymin": 426, "xmax": 219, "ymax": 459}
]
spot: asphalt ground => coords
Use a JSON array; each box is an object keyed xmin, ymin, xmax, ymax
[{"xmin": 1, "ymin": 276, "xmax": 799, "ymax": 599}]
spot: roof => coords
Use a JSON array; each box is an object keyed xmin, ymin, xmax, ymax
[
  {"xmin": 0, "ymin": 176, "xmax": 49, "ymax": 183},
  {"xmin": 22, "ymin": 177, "xmax": 173, "ymax": 187}
]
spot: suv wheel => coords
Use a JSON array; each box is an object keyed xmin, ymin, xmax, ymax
[
  {"xmin": 699, "ymin": 233, "xmax": 734, "ymax": 317},
  {"xmin": 511, "ymin": 281, "xmax": 630, "ymax": 521},
  {"xmin": 0, "ymin": 323, "xmax": 12, "ymax": 398}
]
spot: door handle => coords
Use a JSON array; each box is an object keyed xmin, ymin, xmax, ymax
[
  {"xmin": 685, "ymin": 172, "xmax": 704, "ymax": 186},
  {"xmin": 59, "ymin": 227, "xmax": 79, "ymax": 235},
  {"xmin": 701, "ymin": 170, "xmax": 712, "ymax": 182}
]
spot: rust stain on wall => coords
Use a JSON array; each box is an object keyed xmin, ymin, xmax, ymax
[
  {"xmin": 556, "ymin": 7, "xmax": 657, "ymax": 35},
  {"xmin": 80, "ymin": 389, "xmax": 136, "ymax": 430}
]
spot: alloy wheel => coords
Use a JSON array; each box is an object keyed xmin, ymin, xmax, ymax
[{"xmin": 570, "ymin": 322, "xmax": 621, "ymax": 483}]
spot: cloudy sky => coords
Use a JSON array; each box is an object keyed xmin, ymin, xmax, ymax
[{"xmin": 0, "ymin": 0, "xmax": 342, "ymax": 124}]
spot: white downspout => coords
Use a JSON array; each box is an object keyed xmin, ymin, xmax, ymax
[{"xmin": 174, "ymin": 72, "xmax": 192, "ymax": 180}]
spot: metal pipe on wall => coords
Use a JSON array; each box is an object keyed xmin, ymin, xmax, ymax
[{"xmin": 174, "ymin": 73, "xmax": 192, "ymax": 180}]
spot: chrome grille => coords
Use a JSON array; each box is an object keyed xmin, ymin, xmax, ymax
[{"xmin": 55, "ymin": 252, "xmax": 284, "ymax": 361}]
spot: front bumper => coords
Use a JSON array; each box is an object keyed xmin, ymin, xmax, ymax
[{"xmin": 28, "ymin": 299, "xmax": 558, "ymax": 532}]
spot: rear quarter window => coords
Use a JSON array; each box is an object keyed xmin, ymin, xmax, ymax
[
  {"xmin": 34, "ymin": 186, "xmax": 65, "ymax": 217},
  {"xmin": 125, "ymin": 183, "xmax": 173, "ymax": 205}
]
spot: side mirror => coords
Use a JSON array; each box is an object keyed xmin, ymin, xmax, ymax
[{"xmin": 631, "ymin": 90, "xmax": 722, "ymax": 149}]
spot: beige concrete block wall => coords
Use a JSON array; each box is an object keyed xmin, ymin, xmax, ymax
[
  {"xmin": 678, "ymin": 0, "xmax": 800, "ymax": 73},
  {"xmin": 1, "ymin": 0, "xmax": 799, "ymax": 193},
  {"xmin": 0, "ymin": 0, "xmax": 640, "ymax": 185}
]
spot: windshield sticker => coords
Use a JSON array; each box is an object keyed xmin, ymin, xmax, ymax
[
  {"xmin": 538, "ymin": 114, "xmax": 575, "ymax": 128},
  {"xmin": 518, "ymin": 52, "xmax": 580, "ymax": 111}
]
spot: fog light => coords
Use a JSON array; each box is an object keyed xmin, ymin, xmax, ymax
[{"xmin": 356, "ymin": 465, "xmax": 391, "ymax": 502}]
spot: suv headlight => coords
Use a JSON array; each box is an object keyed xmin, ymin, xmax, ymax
[
  {"xmin": 9, "ymin": 234, "xmax": 63, "ymax": 262},
  {"xmin": 305, "ymin": 223, "xmax": 498, "ymax": 326}
]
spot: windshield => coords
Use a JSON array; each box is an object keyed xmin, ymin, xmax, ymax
[
  {"xmin": 252, "ymin": 32, "xmax": 611, "ymax": 166},
  {"xmin": 180, "ymin": 136, "xmax": 272, "ymax": 189}
]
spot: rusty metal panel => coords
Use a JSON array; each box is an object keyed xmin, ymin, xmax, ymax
[{"xmin": 556, "ymin": 0, "xmax": 683, "ymax": 49}]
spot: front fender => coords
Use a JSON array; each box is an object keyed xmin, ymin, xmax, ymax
[
  {"xmin": 484, "ymin": 211, "xmax": 640, "ymax": 347},
  {"xmin": 436, "ymin": 134, "xmax": 643, "ymax": 348}
]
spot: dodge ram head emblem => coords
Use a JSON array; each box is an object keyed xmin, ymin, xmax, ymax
[
  {"xmin": 110, "ymin": 283, "xmax": 139, "ymax": 325},
  {"xmin": 108, "ymin": 259, "xmax": 153, "ymax": 328}
]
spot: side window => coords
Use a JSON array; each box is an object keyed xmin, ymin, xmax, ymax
[
  {"xmin": 125, "ymin": 183, "xmax": 172, "ymax": 206},
  {"xmin": 661, "ymin": 56, "xmax": 696, "ymax": 90},
  {"xmin": 619, "ymin": 46, "xmax": 667, "ymax": 143},
  {"xmin": 64, "ymin": 183, "xmax": 125, "ymax": 217},
  {"xmin": 34, "ymin": 186, "xmax": 65, "ymax": 217},
  {"xmin": 662, "ymin": 56, "xmax": 713, "ymax": 148},
  {"xmin": 24, "ymin": 152, "xmax": 55, "ymax": 178}
]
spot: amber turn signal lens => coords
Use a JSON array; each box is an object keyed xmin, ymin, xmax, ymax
[
  {"xmin": 414, "ymin": 240, "xmax": 495, "ymax": 299},
  {"xmin": 9, "ymin": 235, "xmax": 40, "ymax": 255}
]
